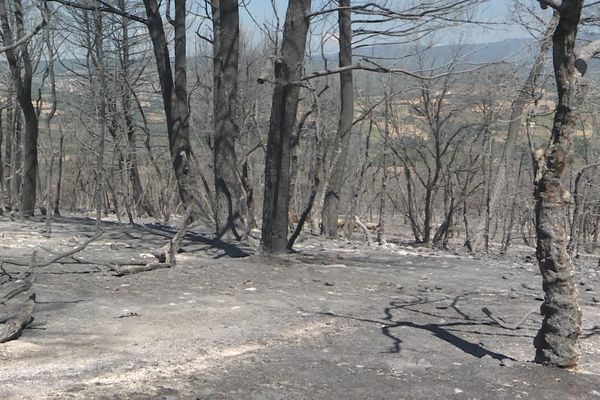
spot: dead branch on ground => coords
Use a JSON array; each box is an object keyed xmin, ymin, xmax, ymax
[
  {"xmin": 0, "ymin": 294, "xmax": 36, "ymax": 343},
  {"xmin": 110, "ymin": 241, "xmax": 176, "ymax": 276},
  {"xmin": 482, "ymin": 304, "xmax": 539, "ymax": 330},
  {"xmin": 3, "ymin": 231, "xmax": 105, "ymax": 268}
]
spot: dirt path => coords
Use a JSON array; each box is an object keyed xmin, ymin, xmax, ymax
[{"xmin": 0, "ymin": 216, "xmax": 599, "ymax": 399}]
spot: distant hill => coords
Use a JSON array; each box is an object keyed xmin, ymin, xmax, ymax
[
  {"xmin": 355, "ymin": 38, "xmax": 534, "ymax": 65},
  {"xmin": 2, "ymin": 36, "xmax": 600, "ymax": 97},
  {"xmin": 305, "ymin": 36, "xmax": 600, "ymax": 94},
  {"xmin": 307, "ymin": 38, "xmax": 536, "ymax": 72}
]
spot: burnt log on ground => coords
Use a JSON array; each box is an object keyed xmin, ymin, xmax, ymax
[
  {"xmin": 109, "ymin": 262, "xmax": 171, "ymax": 277},
  {"xmin": 0, "ymin": 294, "xmax": 35, "ymax": 343},
  {"xmin": 111, "ymin": 241, "xmax": 176, "ymax": 276}
]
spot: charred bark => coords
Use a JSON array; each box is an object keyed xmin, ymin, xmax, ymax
[
  {"xmin": 212, "ymin": 0, "xmax": 249, "ymax": 239},
  {"xmin": 53, "ymin": 132, "xmax": 63, "ymax": 216},
  {"xmin": 0, "ymin": 109, "xmax": 3, "ymax": 215},
  {"xmin": 92, "ymin": 8, "xmax": 106, "ymax": 232},
  {"xmin": 120, "ymin": 0, "xmax": 157, "ymax": 218},
  {"xmin": 143, "ymin": 0, "xmax": 207, "ymax": 222},
  {"xmin": 260, "ymin": 0, "xmax": 312, "ymax": 254},
  {"xmin": 3, "ymin": 101, "xmax": 12, "ymax": 211},
  {"xmin": 533, "ymin": 0, "xmax": 584, "ymax": 368},
  {"xmin": 321, "ymin": 0, "xmax": 353, "ymax": 237}
]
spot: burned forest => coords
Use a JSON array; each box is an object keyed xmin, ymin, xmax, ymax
[{"xmin": 1, "ymin": 0, "xmax": 600, "ymax": 399}]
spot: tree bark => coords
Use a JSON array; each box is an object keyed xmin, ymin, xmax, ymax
[
  {"xmin": 533, "ymin": 0, "xmax": 584, "ymax": 368},
  {"xmin": 260, "ymin": 0, "xmax": 312, "ymax": 254},
  {"xmin": 321, "ymin": 0, "xmax": 353, "ymax": 237},
  {"xmin": 212, "ymin": 0, "xmax": 249, "ymax": 239}
]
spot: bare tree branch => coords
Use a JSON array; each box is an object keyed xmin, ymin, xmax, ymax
[
  {"xmin": 0, "ymin": 20, "xmax": 44, "ymax": 53},
  {"xmin": 47, "ymin": 0, "xmax": 148, "ymax": 24},
  {"xmin": 299, "ymin": 57, "xmax": 495, "ymax": 82}
]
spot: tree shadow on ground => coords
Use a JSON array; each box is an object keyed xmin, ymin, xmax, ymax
[
  {"xmin": 320, "ymin": 294, "xmax": 535, "ymax": 362},
  {"xmin": 1, "ymin": 215, "xmax": 254, "ymax": 259},
  {"xmin": 140, "ymin": 222, "xmax": 252, "ymax": 259}
]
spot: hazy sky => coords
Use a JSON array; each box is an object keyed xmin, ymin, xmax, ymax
[{"xmin": 239, "ymin": 0, "xmax": 533, "ymax": 46}]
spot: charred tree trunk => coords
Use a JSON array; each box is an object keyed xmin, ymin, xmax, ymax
[
  {"xmin": 143, "ymin": 0, "xmax": 207, "ymax": 222},
  {"xmin": 405, "ymin": 167, "xmax": 423, "ymax": 242},
  {"xmin": 346, "ymin": 120, "xmax": 372, "ymax": 239},
  {"xmin": 12, "ymin": 107, "xmax": 22, "ymax": 210},
  {"xmin": 0, "ymin": 108, "xmax": 3, "ymax": 215},
  {"xmin": 287, "ymin": 87, "xmax": 328, "ymax": 250},
  {"xmin": 92, "ymin": 8, "xmax": 106, "ymax": 231},
  {"xmin": 321, "ymin": 0, "xmax": 353, "ymax": 237},
  {"xmin": 3, "ymin": 101, "xmax": 12, "ymax": 211},
  {"xmin": 422, "ymin": 180, "xmax": 436, "ymax": 243},
  {"xmin": 53, "ymin": 131, "xmax": 63, "ymax": 216},
  {"xmin": 120, "ymin": 0, "xmax": 157, "ymax": 219},
  {"xmin": 260, "ymin": 0, "xmax": 312, "ymax": 254},
  {"xmin": 42, "ymin": 1, "xmax": 56, "ymax": 231},
  {"xmin": 533, "ymin": 0, "xmax": 585, "ymax": 368},
  {"xmin": 377, "ymin": 91, "xmax": 390, "ymax": 246},
  {"xmin": 502, "ymin": 151, "xmax": 526, "ymax": 253},
  {"xmin": 212, "ymin": 0, "xmax": 249, "ymax": 239},
  {"xmin": 0, "ymin": 0, "xmax": 39, "ymax": 217}
]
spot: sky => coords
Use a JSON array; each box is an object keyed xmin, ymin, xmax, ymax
[{"xmin": 238, "ymin": 0, "xmax": 534, "ymax": 47}]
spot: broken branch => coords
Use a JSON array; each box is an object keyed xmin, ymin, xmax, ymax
[{"xmin": 482, "ymin": 304, "xmax": 539, "ymax": 330}]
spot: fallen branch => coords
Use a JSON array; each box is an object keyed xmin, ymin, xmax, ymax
[
  {"xmin": 2, "ymin": 254, "xmax": 37, "ymax": 305},
  {"xmin": 114, "ymin": 312, "xmax": 140, "ymax": 318},
  {"xmin": 482, "ymin": 304, "xmax": 539, "ymax": 330},
  {"xmin": 110, "ymin": 262, "xmax": 171, "ymax": 277},
  {"xmin": 153, "ymin": 208, "xmax": 193, "ymax": 263},
  {"xmin": 3, "ymin": 231, "xmax": 105, "ymax": 267},
  {"xmin": 0, "ymin": 258, "xmax": 14, "ymax": 280},
  {"xmin": 38, "ymin": 231, "xmax": 105, "ymax": 267},
  {"xmin": 2, "ymin": 279, "xmax": 33, "ymax": 302},
  {"xmin": 71, "ymin": 255, "xmax": 147, "ymax": 268},
  {"xmin": 111, "ymin": 240, "xmax": 175, "ymax": 276},
  {"xmin": 0, "ymin": 294, "xmax": 36, "ymax": 343}
]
